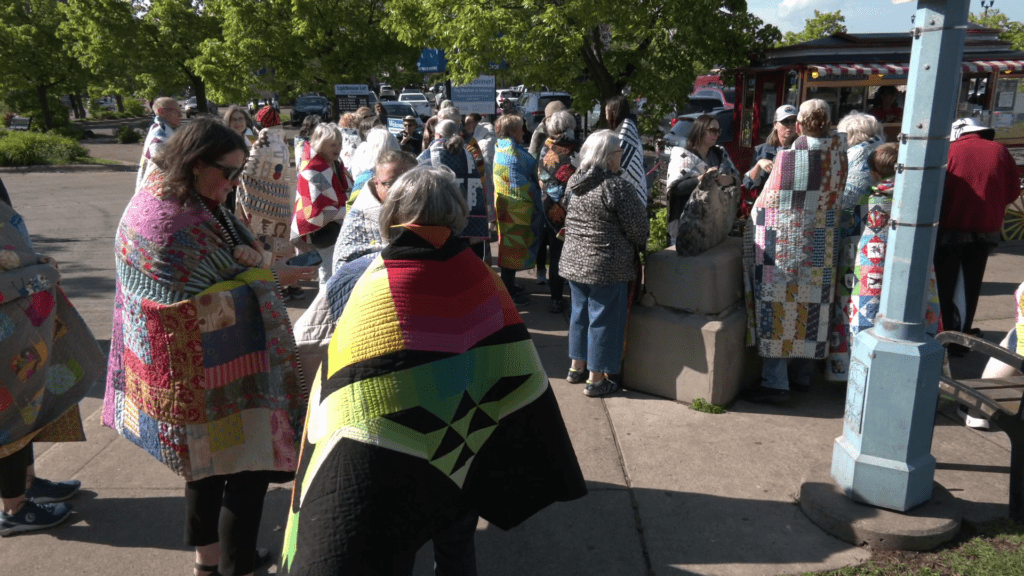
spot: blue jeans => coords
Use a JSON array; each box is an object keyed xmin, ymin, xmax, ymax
[
  {"xmin": 568, "ymin": 281, "xmax": 630, "ymax": 374},
  {"xmin": 761, "ymin": 357, "xmax": 815, "ymax": 391}
]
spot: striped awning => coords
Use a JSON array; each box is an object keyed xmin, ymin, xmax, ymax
[{"xmin": 809, "ymin": 60, "xmax": 1024, "ymax": 76}]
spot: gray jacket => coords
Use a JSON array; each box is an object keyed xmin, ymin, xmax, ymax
[{"xmin": 559, "ymin": 167, "xmax": 649, "ymax": 285}]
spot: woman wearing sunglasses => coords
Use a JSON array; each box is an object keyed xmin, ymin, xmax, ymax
[
  {"xmin": 104, "ymin": 118, "xmax": 314, "ymax": 576},
  {"xmin": 743, "ymin": 105, "xmax": 800, "ymax": 196},
  {"xmin": 664, "ymin": 113, "xmax": 741, "ymax": 247}
]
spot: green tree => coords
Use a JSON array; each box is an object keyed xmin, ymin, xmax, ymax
[
  {"xmin": 60, "ymin": 0, "xmax": 145, "ymax": 113},
  {"xmin": 970, "ymin": 9, "xmax": 1024, "ymax": 51},
  {"xmin": 778, "ymin": 9, "xmax": 847, "ymax": 47},
  {"xmin": 0, "ymin": 0, "xmax": 87, "ymax": 129},
  {"xmin": 197, "ymin": 0, "xmax": 420, "ymax": 105},
  {"xmin": 384, "ymin": 0, "xmax": 779, "ymax": 133}
]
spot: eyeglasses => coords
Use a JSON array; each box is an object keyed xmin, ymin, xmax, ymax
[
  {"xmin": 208, "ymin": 160, "xmax": 244, "ymax": 181},
  {"xmin": 707, "ymin": 127, "xmax": 722, "ymax": 134}
]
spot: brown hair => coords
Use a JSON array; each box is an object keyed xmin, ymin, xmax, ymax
[
  {"xmin": 765, "ymin": 127, "xmax": 782, "ymax": 148},
  {"xmin": 153, "ymin": 117, "xmax": 248, "ymax": 204},
  {"xmin": 604, "ymin": 95, "xmax": 629, "ymax": 130},
  {"xmin": 495, "ymin": 114, "xmax": 524, "ymax": 139},
  {"xmin": 222, "ymin": 105, "xmax": 252, "ymax": 132},
  {"xmin": 686, "ymin": 114, "xmax": 720, "ymax": 152},
  {"xmin": 868, "ymin": 142, "xmax": 899, "ymax": 179}
]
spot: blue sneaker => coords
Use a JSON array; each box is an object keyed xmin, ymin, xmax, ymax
[
  {"xmin": 0, "ymin": 501, "xmax": 73, "ymax": 536},
  {"xmin": 25, "ymin": 477, "xmax": 81, "ymax": 504}
]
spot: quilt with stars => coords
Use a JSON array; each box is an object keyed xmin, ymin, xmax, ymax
[
  {"xmin": 280, "ymin": 225, "xmax": 586, "ymax": 574},
  {"xmin": 743, "ymin": 134, "xmax": 847, "ymax": 359},
  {"xmin": 418, "ymin": 139, "xmax": 488, "ymax": 239},
  {"xmin": 0, "ymin": 201, "xmax": 105, "ymax": 458},
  {"xmin": 291, "ymin": 153, "xmax": 350, "ymax": 243},
  {"xmin": 237, "ymin": 126, "xmax": 293, "ymax": 266}
]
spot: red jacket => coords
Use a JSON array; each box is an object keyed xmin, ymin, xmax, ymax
[{"xmin": 940, "ymin": 134, "xmax": 1020, "ymax": 233}]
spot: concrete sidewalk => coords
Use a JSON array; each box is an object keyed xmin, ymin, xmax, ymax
[{"xmin": 0, "ymin": 171, "xmax": 1019, "ymax": 575}]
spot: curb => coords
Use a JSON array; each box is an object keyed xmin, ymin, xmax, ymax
[{"xmin": 0, "ymin": 163, "xmax": 138, "ymax": 174}]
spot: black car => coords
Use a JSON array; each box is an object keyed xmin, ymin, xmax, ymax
[{"xmin": 292, "ymin": 95, "xmax": 333, "ymax": 124}]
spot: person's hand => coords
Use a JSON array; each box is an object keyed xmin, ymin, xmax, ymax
[
  {"xmin": 272, "ymin": 260, "xmax": 317, "ymax": 286},
  {"xmin": 756, "ymin": 158, "xmax": 774, "ymax": 174},
  {"xmin": 233, "ymin": 245, "xmax": 263, "ymax": 267},
  {"xmin": 698, "ymin": 167, "xmax": 719, "ymax": 188}
]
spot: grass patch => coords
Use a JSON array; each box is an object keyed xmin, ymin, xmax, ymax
[
  {"xmin": 0, "ymin": 129, "xmax": 88, "ymax": 166},
  {"xmin": 71, "ymin": 157, "xmax": 122, "ymax": 165},
  {"xmin": 804, "ymin": 518, "xmax": 1024, "ymax": 576},
  {"xmin": 689, "ymin": 398, "xmax": 726, "ymax": 414}
]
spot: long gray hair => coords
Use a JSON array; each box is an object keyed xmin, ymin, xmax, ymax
[
  {"xmin": 434, "ymin": 119, "xmax": 465, "ymax": 155},
  {"xmin": 379, "ymin": 165, "xmax": 468, "ymax": 241}
]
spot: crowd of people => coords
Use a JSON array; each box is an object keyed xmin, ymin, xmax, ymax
[{"xmin": 1, "ymin": 87, "xmax": 1020, "ymax": 576}]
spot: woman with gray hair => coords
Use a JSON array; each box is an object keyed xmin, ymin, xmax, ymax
[
  {"xmin": 281, "ymin": 164, "xmax": 587, "ymax": 575},
  {"xmin": 560, "ymin": 129, "xmax": 650, "ymax": 398},
  {"xmin": 743, "ymin": 98, "xmax": 848, "ymax": 403},
  {"xmin": 416, "ymin": 120, "xmax": 488, "ymax": 256},
  {"xmin": 828, "ymin": 111, "xmax": 886, "ymax": 381},
  {"xmin": 291, "ymin": 122, "xmax": 351, "ymax": 285}
]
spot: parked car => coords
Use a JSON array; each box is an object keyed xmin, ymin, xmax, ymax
[
  {"xmin": 495, "ymin": 89, "xmax": 521, "ymax": 108},
  {"xmin": 95, "ymin": 96, "xmax": 117, "ymax": 111},
  {"xmin": 292, "ymin": 95, "xmax": 333, "ymax": 124},
  {"xmin": 379, "ymin": 84, "xmax": 397, "ymax": 101},
  {"xmin": 398, "ymin": 91, "xmax": 432, "ymax": 119},
  {"xmin": 379, "ymin": 102, "xmax": 422, "ymax": 136},
  {"xmin": 517, "ymin": 91, "xmax": 573, "ymax": 132},
  {"xmin": 184, "ymin": 96, "xmax": 219, "ymax": 117}
]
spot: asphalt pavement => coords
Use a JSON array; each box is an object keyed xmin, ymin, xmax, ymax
[{"xmin": 0, "ymin": 160, "xmax": 1020, "ymax": 575}]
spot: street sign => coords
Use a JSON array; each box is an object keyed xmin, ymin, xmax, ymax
[
  {"xmin": 335, "ymin": 84, "xmax": 369, "ymax": 96},
  {"xmin": 334, "ymin": 84, "xmax": 372, "ymax": 114},
  {"xmin": 417, "ymin": 49, "xmax": 447, "ymax": 73},
  {"xmin": 452, "ymin": 75, "xmax": 496, "ymax": 115}
]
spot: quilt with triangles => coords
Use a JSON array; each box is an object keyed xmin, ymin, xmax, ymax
[{"xmin": 281, "ymin": 225, "xmax": 586, "ymax": 574}]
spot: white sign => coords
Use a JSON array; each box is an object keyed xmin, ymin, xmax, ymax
[
  {"xmin": 335, "ymin": 84, "xmax": 370, "ymax": 96},
  {"xmin": 452, "ymin": 75, "xmax": 496, "ymax": 115}
]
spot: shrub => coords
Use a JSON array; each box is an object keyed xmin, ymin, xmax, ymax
[
  {"xmin": 0, "ymin": 129, "xmax": 88, "ymax": 166},
  {"xmin": 49, "ymin": 126, "xmax": 85, "ymax": 140},
  {"xmin": 646, "ymin": 205, "xmax": 668, "ymax": 254},
  {"xmin": 689, "ymin": 398, "xmax": 726, "ymax": 414},
  {"xmin": 123, "ymin": 98, "xmax": 146, "ymax": 117},
  {"xmin": 2, "ymin": 113, "xmax": 13, "ymax": 128},
  {"xmin": 116, "ymin": 124, "xmax": 142, "ymax": 144}
]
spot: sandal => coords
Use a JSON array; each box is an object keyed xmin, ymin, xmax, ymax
[{"xmin": 566, "ymin": 367, "xmax": 587, "ymax": 384}]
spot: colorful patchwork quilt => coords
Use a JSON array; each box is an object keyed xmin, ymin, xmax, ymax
[
  {"xmin": 418, "ymin": 139, "xmax": 488, "ymax": 239},
  {"xmin": 494, "ymin": 138, "xmax": 544, "ymax": 269},
  {"xmin": 0, "ymin": 202, "xmax": 105, "ymax": 457},
  {"xmin": 237, "ymin": 127, "xmax": 293, "ymax": 266},
  {"xmin": 848, "ymin": 184, "xmax": 942, "ymax": 341},
  {"xmin": 292, "ymin": 154, "xmax": 349, "ymax": 242},
  {"xmin": 136, "ymin": 118, "xmax": 175, "ymax": 192},
  {"xmin": 103, "ymin": 172, "xmax": 306, "ymax": 481},
  {"xmin": 280, "ymin": 225, "xmax": 587, "ymax": 574},
  {"xmin": 743, "ymin": 134, "xmax": 848, "ymax": 359}
]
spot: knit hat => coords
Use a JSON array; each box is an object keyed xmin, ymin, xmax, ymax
[
  {"xmin": 256, "ymin": 106, "xmax": 280, "ymax": 128},
  {"xmin": 950, "ymin": 117, "xmax": 994, "ymax": 141}
]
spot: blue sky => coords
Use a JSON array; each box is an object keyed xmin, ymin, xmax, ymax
[{"xmin": 747, "ymin": 0, "xmax": 1024, "ymax": 34}]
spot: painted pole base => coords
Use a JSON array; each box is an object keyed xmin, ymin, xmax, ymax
[{"xmin": 802, "ymin": 463, "xmax": 961, "ymax": 551}]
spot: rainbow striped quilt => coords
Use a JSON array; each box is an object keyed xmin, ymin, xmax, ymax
[{"xmin": 281, "ymin": 225, "xmax": 586, "ymax": 574}]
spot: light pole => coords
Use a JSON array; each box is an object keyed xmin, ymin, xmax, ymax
[{"xmin": 982, "ymin": 0, "xmax": 995, "ymax": 17}]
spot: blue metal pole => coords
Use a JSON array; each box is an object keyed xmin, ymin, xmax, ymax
[{"xmin": 831, "ymin": 0, "xmax": 969, "ymax": 512}]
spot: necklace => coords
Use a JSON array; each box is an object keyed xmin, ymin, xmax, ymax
[{"xmin": 193, "ymin": 191, "xmax": 242, "ymax": 249}]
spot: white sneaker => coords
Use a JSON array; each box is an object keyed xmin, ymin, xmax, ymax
[{"xmin": 957, "ymin": 405, "xmax": 991, "ymax": 430}]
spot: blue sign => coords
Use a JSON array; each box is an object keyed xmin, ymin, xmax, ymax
[{"xmin": 417, "ymin": 48, "xmax": 447, "ymax": 73}]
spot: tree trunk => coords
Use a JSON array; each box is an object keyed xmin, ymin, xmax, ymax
[
  {"xmin": 36, "ymin": 85, "xmax": 53, "ymax": 130},
  {"xmin": 115, "ymin": 94, "xmax": 124, "ymax": 113},
  {"xmin": 190, "ymin": 73, "xmax": 208, "ymax": 114}
]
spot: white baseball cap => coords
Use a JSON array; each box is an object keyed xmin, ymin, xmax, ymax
[{"xmin": 774, "ymin": 105, "xmax": 798, "ymax": 123}]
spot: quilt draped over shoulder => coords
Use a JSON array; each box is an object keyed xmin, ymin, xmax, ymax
[
  {"xmin": 494, "ymin": 138, "xmax": 544, "ymax": 269},
  {"xmin": 0, "ymin": 202, "xmax": 105, "ymax": 457},
  {"xmin": 103, "ymin": 171, "xmax": 306, "ymax": 481},
  {"xmin": 280, "ymin": 226, "xmax": 586, "ymax": 575},
  {"xmin": 743, "ymin": 134, "xmax": 848, "ymax": 359}
]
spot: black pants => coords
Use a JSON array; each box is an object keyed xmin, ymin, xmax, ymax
[
  {"xmin": 184, "ymin": 471, "xmax": 272, "ymax": 576},
  {"xmin": 934, "ymin": 240, "xmax": 993, "ymax": 334},
  {"xmin": 500, "ymin": 267, "xmax": 518, "ymax": 294},
  {"xmin": 536, "ymin": 232, "xmax": 547, "ymax": 272},
  {"xmin": 540, "ymin": 225, "xmax": 565, "ymax": 301},
  {"xmin": 397, "ymin": 510, "xmax": 479, "ymax": 576},
  {"xmin": 0, "ymin": 444, "xmax": 32, "ymax": 499}
]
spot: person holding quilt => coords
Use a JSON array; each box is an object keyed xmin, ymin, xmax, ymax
[
  {"xmin": 103, "ymin": 119, "xmax": 314, "ymax": 576},
  {"xmin": 743, "ymin": 99, "xmax": 848, "ymax": 404},
  {"xmin": 494, "ymin": 114, "xmax": 545, "ymax": 307},
  {"xmin": 291, "ymin": 123, "xmax": 351, "ymax": 286},
  {"xmin": 280, "ymin": 165, "xmax": 586, "ymax": 574}
]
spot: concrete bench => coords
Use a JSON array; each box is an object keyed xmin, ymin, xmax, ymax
[
  {"xmin": 9, "ymin": 116, "xmax": 31, "ymax": 131},
  {"xmin": 936, "ymin": 330, "xmax": 1024, "ymax": 521}
]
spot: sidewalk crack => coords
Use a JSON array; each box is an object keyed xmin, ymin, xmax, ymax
[{"xmin": 600, "ymin": 397, "xmax": 654, "ymax": 576}]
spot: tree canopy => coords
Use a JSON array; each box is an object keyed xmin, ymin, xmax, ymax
[
  {"xmin": 385, "ymin": 0, "xmax": 780, "ymax": 132},
  {"xmin": 778, "ymin": 9, "xmax": 847, "ymax": 47},
  {"xmin": 970, "ymin": 9, "xmax": 1024, "ymax": 51}
]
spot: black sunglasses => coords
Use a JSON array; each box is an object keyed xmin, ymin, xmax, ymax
[{"xmin": 208, "ymin": 160, "xmax": 244, "ymax": 181}]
